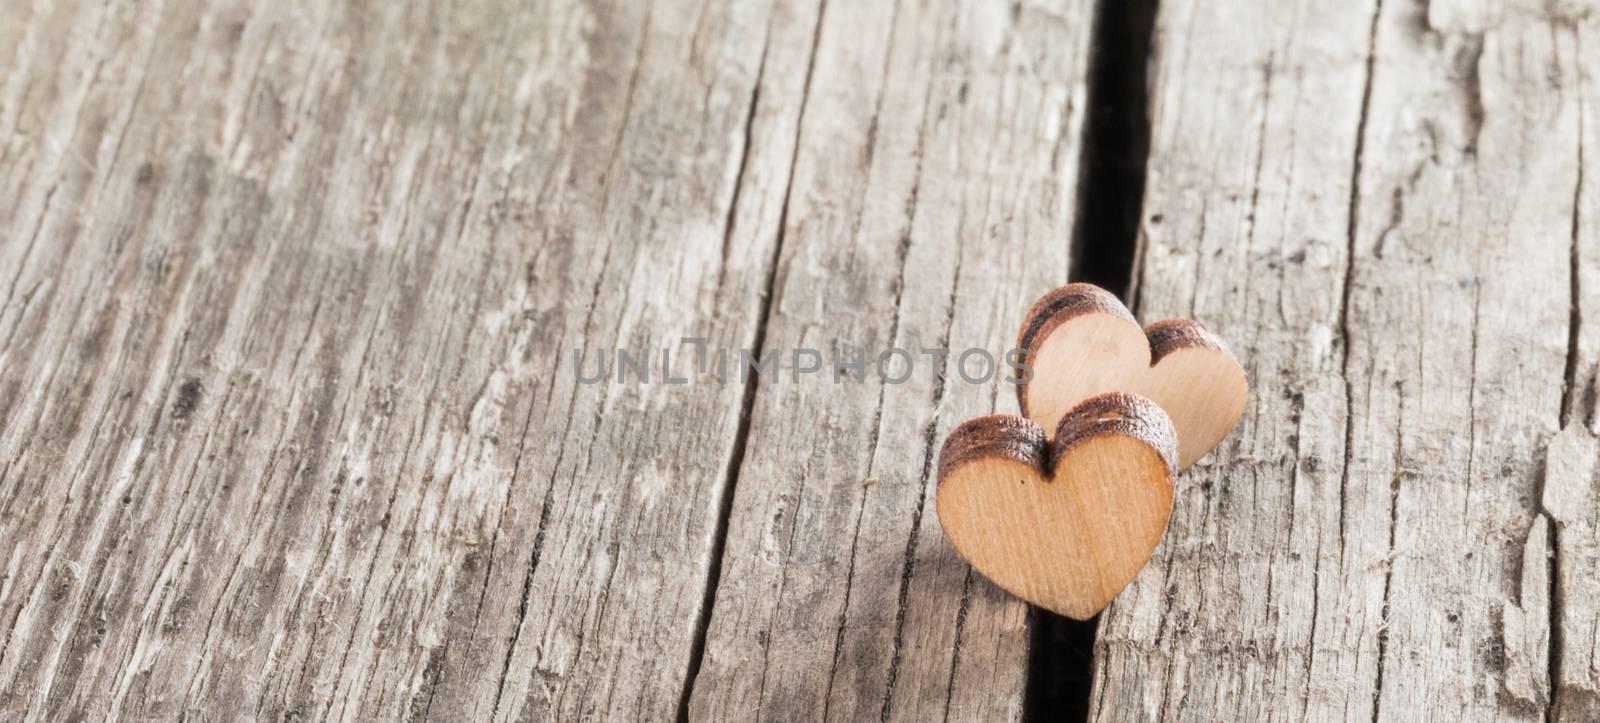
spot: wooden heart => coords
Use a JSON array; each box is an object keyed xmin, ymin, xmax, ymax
[
  {"xmin": 1017, "ymin": 283, "xmax": 1247, "ymax": 470},
  {"xmin": 936, "ymin": 393, "xmax": 1177, "ymax": 619}
]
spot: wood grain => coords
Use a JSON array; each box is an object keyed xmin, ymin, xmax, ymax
[
  {"xmin": 1090, "ymin": 0, "xmax": 1588, "ymax": 720},
  {"xmin": 0, "ymin": 0, "xmax": 816, "ymax": 719},
  {"xmin": 936, "ymin": 394, "xmax": 1177, "ymax": 621},
  {"xmin": 16, "ymin": 0, "xmax": 1586, "ymax": 718},
  {"xmin": 1549, "ymin": 12, "xmax": 1600, "ymax": 721},
  {"xmin": 0, "ymin": 0, "xmax": 1098, "ymax": 720},
  {"xmin": 685, "ymin": 0, "xmax": 1095, "ymax": 720},
  {"xmin": 1016, "ymin": 282, "xmax": 1247, "ymax": 469}
]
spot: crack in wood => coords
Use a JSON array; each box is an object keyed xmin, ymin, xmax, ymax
[
  {"xmin": 1026, "ymin": 0, "xmax": 1158, "ymax": 718},
  {"xmin": 678, "ymin": 2, "xmax": 831, "ymax": 719}
]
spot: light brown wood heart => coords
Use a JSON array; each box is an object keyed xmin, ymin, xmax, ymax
[
  {"xmin": 936, "ymin": 393, "xmax": 1177, "ymax": 620},
  {"xmin": 1017, "ymin": 283, "xmax": 1247, "ymax": 470}
]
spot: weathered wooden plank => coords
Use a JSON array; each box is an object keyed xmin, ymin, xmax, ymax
[
  {"xmin": 687, "ymin": 0, "xmax": 1094, "ymax": 720},
  {"xmin": 1091, "ymin": 0, "xmax": 1584, "ymax": 720},
  {"xmin": 0, "ymin": 0, "xmax": 817, "ymax": 719},
  {"xmin": 1548, "ymin": 12, "xmax": 1600, "ymax": 721},
  {"xmin": 1543, "ymin": 428, "xmax": 1600, "ymax": 720}
]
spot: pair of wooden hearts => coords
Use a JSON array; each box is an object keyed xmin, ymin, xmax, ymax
[{"xmin": 936, "ymin": 284, "xmax": 1247, "ymax": 619}]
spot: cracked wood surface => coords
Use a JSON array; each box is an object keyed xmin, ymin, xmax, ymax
[
  {"xmin": 1090, "ymin": 0, "xmax": 1595, "ymax": 720},
  {"xmin": 0, "ymin": 0, "xmax": 1094, "ymax": 720},
  {"xmin": 685, "ymin": 0, "xmax": 1094, "ymax": 720},
  {"xmin": 12, "ymin": 0, "xmax": 1594, "ymax": 719},
  {"xmin": 0, "ymin": 0, "xmax": 811, "ymax": 719}
]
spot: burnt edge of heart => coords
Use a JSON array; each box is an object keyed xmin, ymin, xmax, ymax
[
  {"xmin": 1014, "ymin": 283, "xmax": 1239, "ymax": 418},
  {"xmin": 937, "ymin": 392, "xmax": 1177, "ymax": 487},
  {"xmin": 1143, "ymin": 318, "xmax": 1235, "ymax": 365},
  {"xmin": 1050, "ymin": 392, "xmax": 1177, "ymax": 475},
  {"xmin": 1015, "ymin": 283, "xmax": 1136, "ymax": 364},
  {"xmin": 936, "ymin": 414, "xmax": 1050, "ymax": 484}
]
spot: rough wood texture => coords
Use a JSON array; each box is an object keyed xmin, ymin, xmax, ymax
[
  {"xmin": 16, "ymin": 0, "xmax": 1591, "ymax": 718},
  {"xmin": 685, "ymin": 0, "xmax": 1094, "ymax": 720},
  {"xmin": 0, "ymin": 0, "xmax": 1096, "ymax": 720},
  {"xmin": 1550, "ymin": 13, "xmax": 1600, "ymax": 720},
  {"xmin": 1091, "ymin": 0, "xmax": 1590, "ymax": 720},
  {"xmin": 0, "ymin": 0, "xmax": 816, "ymax": 719}
]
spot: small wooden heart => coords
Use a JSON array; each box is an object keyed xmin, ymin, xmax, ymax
[
  {"xmin": 1017, "ymin": 283, "xmax": 1247, "ymax": 470},
  {"xmin": 936, "ymin": 393, "xmax": 1177, "ymax": 619}
]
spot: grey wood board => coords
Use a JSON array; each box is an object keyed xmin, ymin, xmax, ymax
[
  {"xmin": 0, "ymin": 0, "xmax": 1097, "ymax": 720},
  {"xmin": 1090, "ymin": 0, "xmax": 1593, "ymax": 720}
]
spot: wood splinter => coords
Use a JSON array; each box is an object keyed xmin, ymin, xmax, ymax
[{"xmin": 936, "ymin": 392, "xmax": 1178, "ymax": 620}]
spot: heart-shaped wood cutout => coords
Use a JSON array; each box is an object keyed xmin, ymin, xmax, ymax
[
  {"xmin": 936, "ymin": 393, "xmax": 1177, "ymax": 619},
  {"xmin": 1017, "ymin": 283, "xmax": 1247, "ymax": 470}
]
